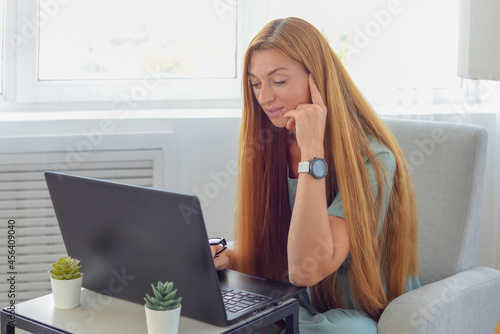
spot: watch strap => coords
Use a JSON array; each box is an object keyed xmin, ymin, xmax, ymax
[{"xmin": 298, "ymin": 161, "xmax": 310, "ymax": 173}]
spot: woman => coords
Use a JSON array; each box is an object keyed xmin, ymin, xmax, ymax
[{"xmin": 212, "ymin": 17, "xmax": 420, "ymax": 333}]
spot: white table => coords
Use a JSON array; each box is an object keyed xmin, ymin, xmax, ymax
[{"xmin": 1, "ymin": 289, "xmax": 300, "ymax": 333}]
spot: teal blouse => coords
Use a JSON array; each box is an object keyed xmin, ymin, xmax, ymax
[{"xmin": 287, "ymin": 137, "xmax": 421, "ymax": 314}]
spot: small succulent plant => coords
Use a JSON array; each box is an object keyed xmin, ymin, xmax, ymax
[
  {"xmin": 49, "ymin": 256, "xmax": 83, "ymax": 280},
  {"xmin": 144, "ymin": 281, "xmax": 182, "ymax": 311}
]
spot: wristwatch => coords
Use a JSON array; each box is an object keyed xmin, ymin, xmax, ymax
[{"xmin": 298, "ymin": 157, "xmax": 328, "ymax": 179}]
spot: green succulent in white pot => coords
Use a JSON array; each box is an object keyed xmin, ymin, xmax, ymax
[
  {"xmin": 49, "ymin": 256, "xmax": 84, "ymax": 309},
  {"xmin": 144, "ymin": 281, "xmax": 183, "ymax": 334},
  {"xmin": 50, "ymin": 256, "xmax": 83, "ymax": 280}
]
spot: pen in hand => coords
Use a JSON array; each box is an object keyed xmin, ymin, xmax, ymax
[
  {"xmin": 215, "ymin": 247, "xmax": 227, "ymax": 258},
  {"xmin": 209, "ymin": 237, "xmax": 227, "ymax": 258}
]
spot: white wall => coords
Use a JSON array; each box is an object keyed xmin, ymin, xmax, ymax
[
  {"xmin": 0, "ymin": 109, "xmax": 498, "ymax": 270},
  {"xmin": 467, "ymin": 113, "xmax": 500, "ymax": 271},
  {"xmin": 0, "ymin": 110, "xmax": 242, "ymax": 240}
]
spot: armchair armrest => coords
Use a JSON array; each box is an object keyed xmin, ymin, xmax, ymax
[{"xmin": 378, "ymin": 266, "xmax": 500, "ymax": 334}]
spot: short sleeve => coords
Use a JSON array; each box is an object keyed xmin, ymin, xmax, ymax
[
  {"xmin": 327, "ymin": 140, "xmax": 396, "ymax": 234},
  {"xmin": 328, "ymin": 189, "xmax": 345, "ymax": 218}
]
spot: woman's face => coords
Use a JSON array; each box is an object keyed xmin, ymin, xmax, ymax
[{"xmin": 248, "ymin": 49, "xmax": 311, "ymax": 128}]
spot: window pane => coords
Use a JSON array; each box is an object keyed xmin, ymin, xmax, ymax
[
  {"xmin": 0, "ymin": 0, "xmax": 4, "ymax": 94},
  {"xmin": 38, "ymin": 0, "xmax": 237, "ymax": 80},
  {"xmin": 267, "ymin": 0, "xmax": 461, "ymax": 105}
]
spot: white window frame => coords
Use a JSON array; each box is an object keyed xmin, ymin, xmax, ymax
[
  {"xmin": 0, "ymin": 0, "xmax": 4, "ymax": 96},
  {"xmin": 4, "ymin": 0, "xmax": 267, "ymax": 107},
  {"xmin": 1, "ymin": 0, "xmax": 15, "ymax": 106},
  {"xmin": 0, "ymin": 0, "xmax": 478, "ymax": 112}
]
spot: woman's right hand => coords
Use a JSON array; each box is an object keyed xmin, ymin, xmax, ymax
[
  {"xmin": 211, "ymin": 245, "xmax": 229, "ymax": 271},
  {"xmin": 283, "ymin": 74, "xmax": 327, "ymax": 161}
]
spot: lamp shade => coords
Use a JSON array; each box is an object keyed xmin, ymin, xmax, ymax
[{"xmin": 458, "ymin": 0, "xmax": 500, "ymax": 80}]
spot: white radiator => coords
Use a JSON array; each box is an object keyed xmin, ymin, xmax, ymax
[{"xmin": 0, "ymin": 132, "xmax": 172, "ymax": 305}]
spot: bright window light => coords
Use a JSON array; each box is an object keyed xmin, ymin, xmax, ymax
[
  {"xmin": 6, "ymin": 0, "xmax": 464, "ymax": 107},
  {"xmin": 267, "ymin": 0, "xmax": 461, "ymax": 107},
  {"xmin": 0, "ymin": 0, "xmax": 4, "ymax": 95},
  {"xmin": 38, "ymin": 0, "xmax": 237, "ymax": 81}
]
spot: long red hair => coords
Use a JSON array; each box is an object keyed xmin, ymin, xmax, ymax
[{"xmin": 233, "ymin": 17, "xmax": 418, "ymax": 321}]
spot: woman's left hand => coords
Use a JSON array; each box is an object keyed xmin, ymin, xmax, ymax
[{"xmin": 284, "ymin": 74, "xmax": 327, "ymax": 159}]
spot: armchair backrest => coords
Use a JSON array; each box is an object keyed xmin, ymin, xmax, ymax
[{"xmin": 384, "ymin": 119, "xmax": 488, "ymax": 286}]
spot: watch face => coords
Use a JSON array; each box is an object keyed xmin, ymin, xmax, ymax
[{"xmin": 311, "ymin": 158, "xmax": 328, "ymax": 178}]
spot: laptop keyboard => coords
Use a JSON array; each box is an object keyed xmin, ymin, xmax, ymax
[{"xmin": 221, "ymin": 288, "xmax": 272, "ymax": 313}]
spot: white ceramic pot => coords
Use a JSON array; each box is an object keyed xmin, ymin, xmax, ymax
[
  {"xmin": 145, "ymin": 304, "xmax": 182, "ymax": 334},
  {"xmin": 50, "ymin": 275, "xmax": 83, "ymax": 309}
]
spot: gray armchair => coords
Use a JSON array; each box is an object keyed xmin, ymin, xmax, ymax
[{"xmin": 378, "ymin": 119, "xmax": 500, "ymax": 333}]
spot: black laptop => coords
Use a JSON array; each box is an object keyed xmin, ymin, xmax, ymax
[{"xmin": 44, "ymin": 171, "xmax": 304, "ymax": 327}]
